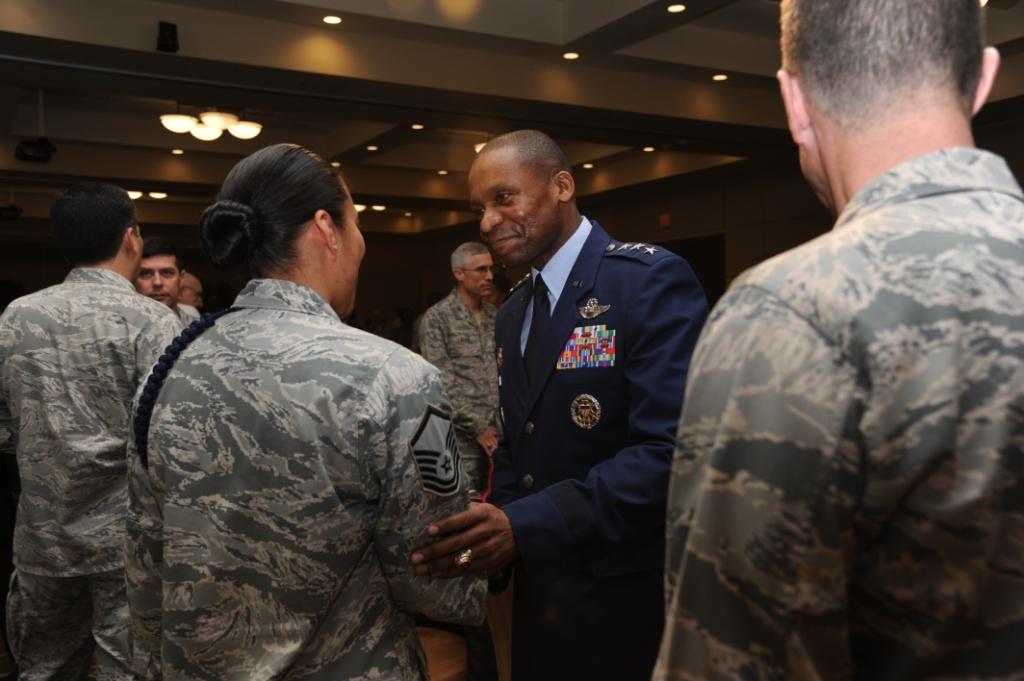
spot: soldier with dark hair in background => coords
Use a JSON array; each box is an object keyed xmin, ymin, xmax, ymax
[
  {"xmin": 135, "ymin": 238, "xmax": 199, "ymax": 326},
  {"xmin": 0, "ymin": 183, "xmax": 179, "ymax": 680}
]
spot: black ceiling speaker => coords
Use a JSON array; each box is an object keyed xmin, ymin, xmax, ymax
[
  {"xmin": 14, "ymin": 137, "xmax": 56, "ymax": 163},
  {"xmin": 0, "ymin": 204, "xmax": 23, "ymax": 220},
  {"xmin": 157, "ymin": 21, "xmax": 179, "ymax": 53}
]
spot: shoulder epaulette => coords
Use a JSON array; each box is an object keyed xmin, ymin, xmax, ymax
[
  {"xmin": 509, "ymin": 273, "xmax": 530, "ymax": 294},
  {"xmin": 603, "ymin": 241, "xmax": 668, "ymax": 263}
]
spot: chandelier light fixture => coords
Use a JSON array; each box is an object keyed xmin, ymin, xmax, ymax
[
  {"xmin": 228, "ymin": 120, "xmax": 263, "ymax": 139},
  {"xmin": 190, "ymin": 123, "xmax": 223, "ymax": 141},
  {"xmin": 160, "ymin": 104, "xmax": 262, "ymax": 141},
  {"xmin": 160, "ymin": 102, "xmax": 198, "ymax": 134},
  {"xmin": 199, "ymin": 110, "xmax": 239, "ymax": 130}
]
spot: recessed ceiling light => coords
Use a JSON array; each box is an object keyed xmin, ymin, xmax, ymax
[
  {"xmin": 642, "ymin": 146, "xmax": 655, "ymax": 153},
  {"xmin": 366, "ymin": 145, "xmax": 379, "ymax": 151},
  {"xmin": 980, "ymin": 0, "xmax": 989, "ymax": 6},
  {"xmin": 330, "ymin": 161, "xmax": 341, "ymax": 168},
  {"xmin": 371, "ymin": 205, "xmax": 386, "ymax": 212},
  {"xmin": 354, "ymin": 204, "xmax": 367, "ymax": 213},
  {"xmin": 127, "ymin": 191, "xmax": 143, "ymax": 200},
  {"xmin": 411, "ymin": 123, "xmax": 425, "ymax": 130},
  {"xmin": 148, "ymin": 192, "xmax": 168, "ymax": 200},
  {"xmin": 667, "ymin": 4, "xmax": 686, "ymax": 13},
  {"xmin": 562, "ymin": 51, "xmax": 580, "ymax": 61},
  {"xmin": 323, "ymin": 15, "xmax": 342, "ymax": 25},
  {"xmin": 474, "ymin": 142, "xmax": 487, "ymax": 154},
  {"xmin": 582, "ymin": 162, "xmax": 594, "ymax": 169},
  {"xmin": 437, "ymin": 169, "xmax": 449, "ymax": 175},
  {"xmin": 171, "ymin": 148, "xmax": 184, "ymax": 155},
  {"xmin": 713, "ymin": 73, "xmax": 729, "ymax": 81},
  {"xmin": 404, "ymin": 212, "xmax": 413, "ymax": 217}
]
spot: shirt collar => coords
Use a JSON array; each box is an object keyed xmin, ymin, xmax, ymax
[
  {"xmin": 532, "ymin": 216, "xmax": 592, "ymax": 304},
  {"xmin": 836, "ymin": 147, "xmax": 1024, "ymax": 230},
  {"xmin": 232, "ymin": 278, "xmax": 340, "ymax": 322},
  {"xmin": 64, "ymin": 267, "xmax": 135, "ymax": 291}
]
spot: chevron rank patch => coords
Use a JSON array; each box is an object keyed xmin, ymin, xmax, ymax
[
  {"xmin": 557, "ymin": 324, "xmax": 616, "ymax": 369},
  {"xmin": 410, "ymin": 405, "xmax": 461, "ymax": 496}
]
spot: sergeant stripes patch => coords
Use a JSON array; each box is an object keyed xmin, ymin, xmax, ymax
[{"xmin": 410, "ymin": 405, "xmax": 461, "ymax": 496}]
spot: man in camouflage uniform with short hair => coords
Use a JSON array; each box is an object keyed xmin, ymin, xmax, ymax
[
  {"xmin": 135, "ymin": 238, "xmax": 200, "ymax": 327},
  {"xmin": 126, "ymin": 278, "xmax": 487, "ymax": 680},
  {"xmin": 655, "ymin": 1, "xmax": 1024, "ymax": 680},
  {"xmin": 417, "ymin": 242, "xmax": 500, "ymax": 492},
  {"xmin": 0, "ymin": 183, "xmax": 180, "ymax": 680}
]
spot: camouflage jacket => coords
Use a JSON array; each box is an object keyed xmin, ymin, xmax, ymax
[
  {"xmin": 416, "ymin": 289, "xmax": 498, "ymax": 444},
  {"xmin": 656, "ymin": 148, "xmax": 1024, "ymax": 681},
  {"xmin": 0, "ymin": 267, "xmax": 180, "ymax": 576},
  {"xmin": 177, "ymin": 303, "xmax": 200, "ymax": 326},
  {"xmin": 126, "ymin": 278, "xmax": 486, "ymax": 681}
]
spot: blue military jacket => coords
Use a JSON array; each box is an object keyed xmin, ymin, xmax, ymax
[{"xmin": 491, "ymin": 220, "xmax": 708, "ymax": 585}]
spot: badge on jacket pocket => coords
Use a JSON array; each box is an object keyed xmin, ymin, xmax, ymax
[
  {"xmin": 557, "ymin": 324, "xmax": 616, "ymax": 370},
  {"xmin": 571, "ymin": 393, "xmax": 602, "ymax": 429}
]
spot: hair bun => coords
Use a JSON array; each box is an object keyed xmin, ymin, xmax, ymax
[{"xmin": 200, "ymin": 199, "xmax": 258, "ymax": 268}]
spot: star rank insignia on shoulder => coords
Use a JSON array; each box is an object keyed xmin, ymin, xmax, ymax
[{"xmin": 605, "ymin": 240, "xmax": 662, "ymax": 263}]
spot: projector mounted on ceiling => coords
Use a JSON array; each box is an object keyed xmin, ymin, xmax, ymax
[
  {"xmin": 15, "ymin": 137, "xmax": 56, "ymax": 163},
  {"xmin": 0, "ymin": 204, "xmax": 23, "ymax": 221},
  {"xmin": 16, "ymin": 91, "xmax": 56, "ymax": 163}
]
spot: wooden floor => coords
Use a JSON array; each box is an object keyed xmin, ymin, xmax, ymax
[{"xmin": 419, "ymin": 626, "xmax": 468, "ymax": 681}]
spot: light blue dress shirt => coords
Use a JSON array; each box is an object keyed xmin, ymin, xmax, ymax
[{"xmin": 519, "ymin": 216, "xmax": 593, "ymax": 353}]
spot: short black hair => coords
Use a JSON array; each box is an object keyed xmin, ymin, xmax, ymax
[
  {"xmin": 200, "ymin": 144, "xmax": 348, "ymax": 277},
  {"xmin": 478, "ymin": 130, "xmax": 571, "ymax": 180},
  {"xmin": 49, "ymin": 182, "xmax": 137, "ymax": 266},
  {"xmin": 141, "ymin": 237, "xmax": 182, "ymax": 270}
]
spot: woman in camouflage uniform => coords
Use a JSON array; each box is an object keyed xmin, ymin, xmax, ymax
[{"xmin": 125, "ymin": 144, "xmax": 486, "ymax": 680}]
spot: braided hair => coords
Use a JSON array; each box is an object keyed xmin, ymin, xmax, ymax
[{"xmin": 133, "ymin": 309, "xmax": 235, "ymax": 468}]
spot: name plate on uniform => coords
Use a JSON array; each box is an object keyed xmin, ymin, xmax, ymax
[{"xmin": 557, "ymin": 324, "xmax": 616, "ymax": 369}]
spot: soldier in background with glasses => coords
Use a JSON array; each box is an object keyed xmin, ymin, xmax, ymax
[
  {"xmin": 417, "ymin": 242, "xmax": 501, "ymax": 496},
  {"xmin": 416, "ymin": 242, "xmax": 502, "ymax": 681}
]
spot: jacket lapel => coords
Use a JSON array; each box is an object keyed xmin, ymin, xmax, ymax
[{"xmin": 524, "ymin": 223, "xmax": 611, "ymax": 415}]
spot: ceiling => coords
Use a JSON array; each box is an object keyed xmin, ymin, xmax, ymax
[{"xmin": 1, "ymin": 0, "xmax": 1023, "ymax": 237}]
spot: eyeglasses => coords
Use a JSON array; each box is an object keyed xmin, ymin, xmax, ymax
[{"xmin": 459, "ymin": 265, "xmax": 495, "ymax": 275}]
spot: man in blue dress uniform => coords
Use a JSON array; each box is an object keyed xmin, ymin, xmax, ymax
[{"xmin": 412, "ymin": 130, "xmax": 708, "ymax": 680}]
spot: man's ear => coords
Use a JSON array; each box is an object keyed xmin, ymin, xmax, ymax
[
  {"xmin": 553, "ymin": 170, "xmax": 576, "ymax": 204},
  {"xmin": 123, "ymin": 226, "xmax": 140, "ymax": 257},
  {"xmin": 452, "ymin": 268, "xmax": 466, "ymax": 285},
  {"xmin": 972, "ymin": 47, "xmax": 1001, "ymax": 116},
  {"xmin": 778, "ymin": 69, "xmax": 814, "ymax": 147}
]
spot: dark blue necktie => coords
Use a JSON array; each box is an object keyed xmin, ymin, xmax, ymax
[{"xmin": 524, "ymin": 275, "xmax": 550, "ymax": 378}]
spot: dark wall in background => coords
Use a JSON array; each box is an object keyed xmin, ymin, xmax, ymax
[
  {"xmin": 659, "ymin": 235, "xmax": 727, "ymax": 308},
  {"xmin": 2, "ymin": 119, "xmax": 1021, "ymax": 325}
]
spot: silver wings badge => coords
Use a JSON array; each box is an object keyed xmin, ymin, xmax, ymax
[{"xmin": 578, "ymin": 297, "xmax": 611, "ymax": 320}]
